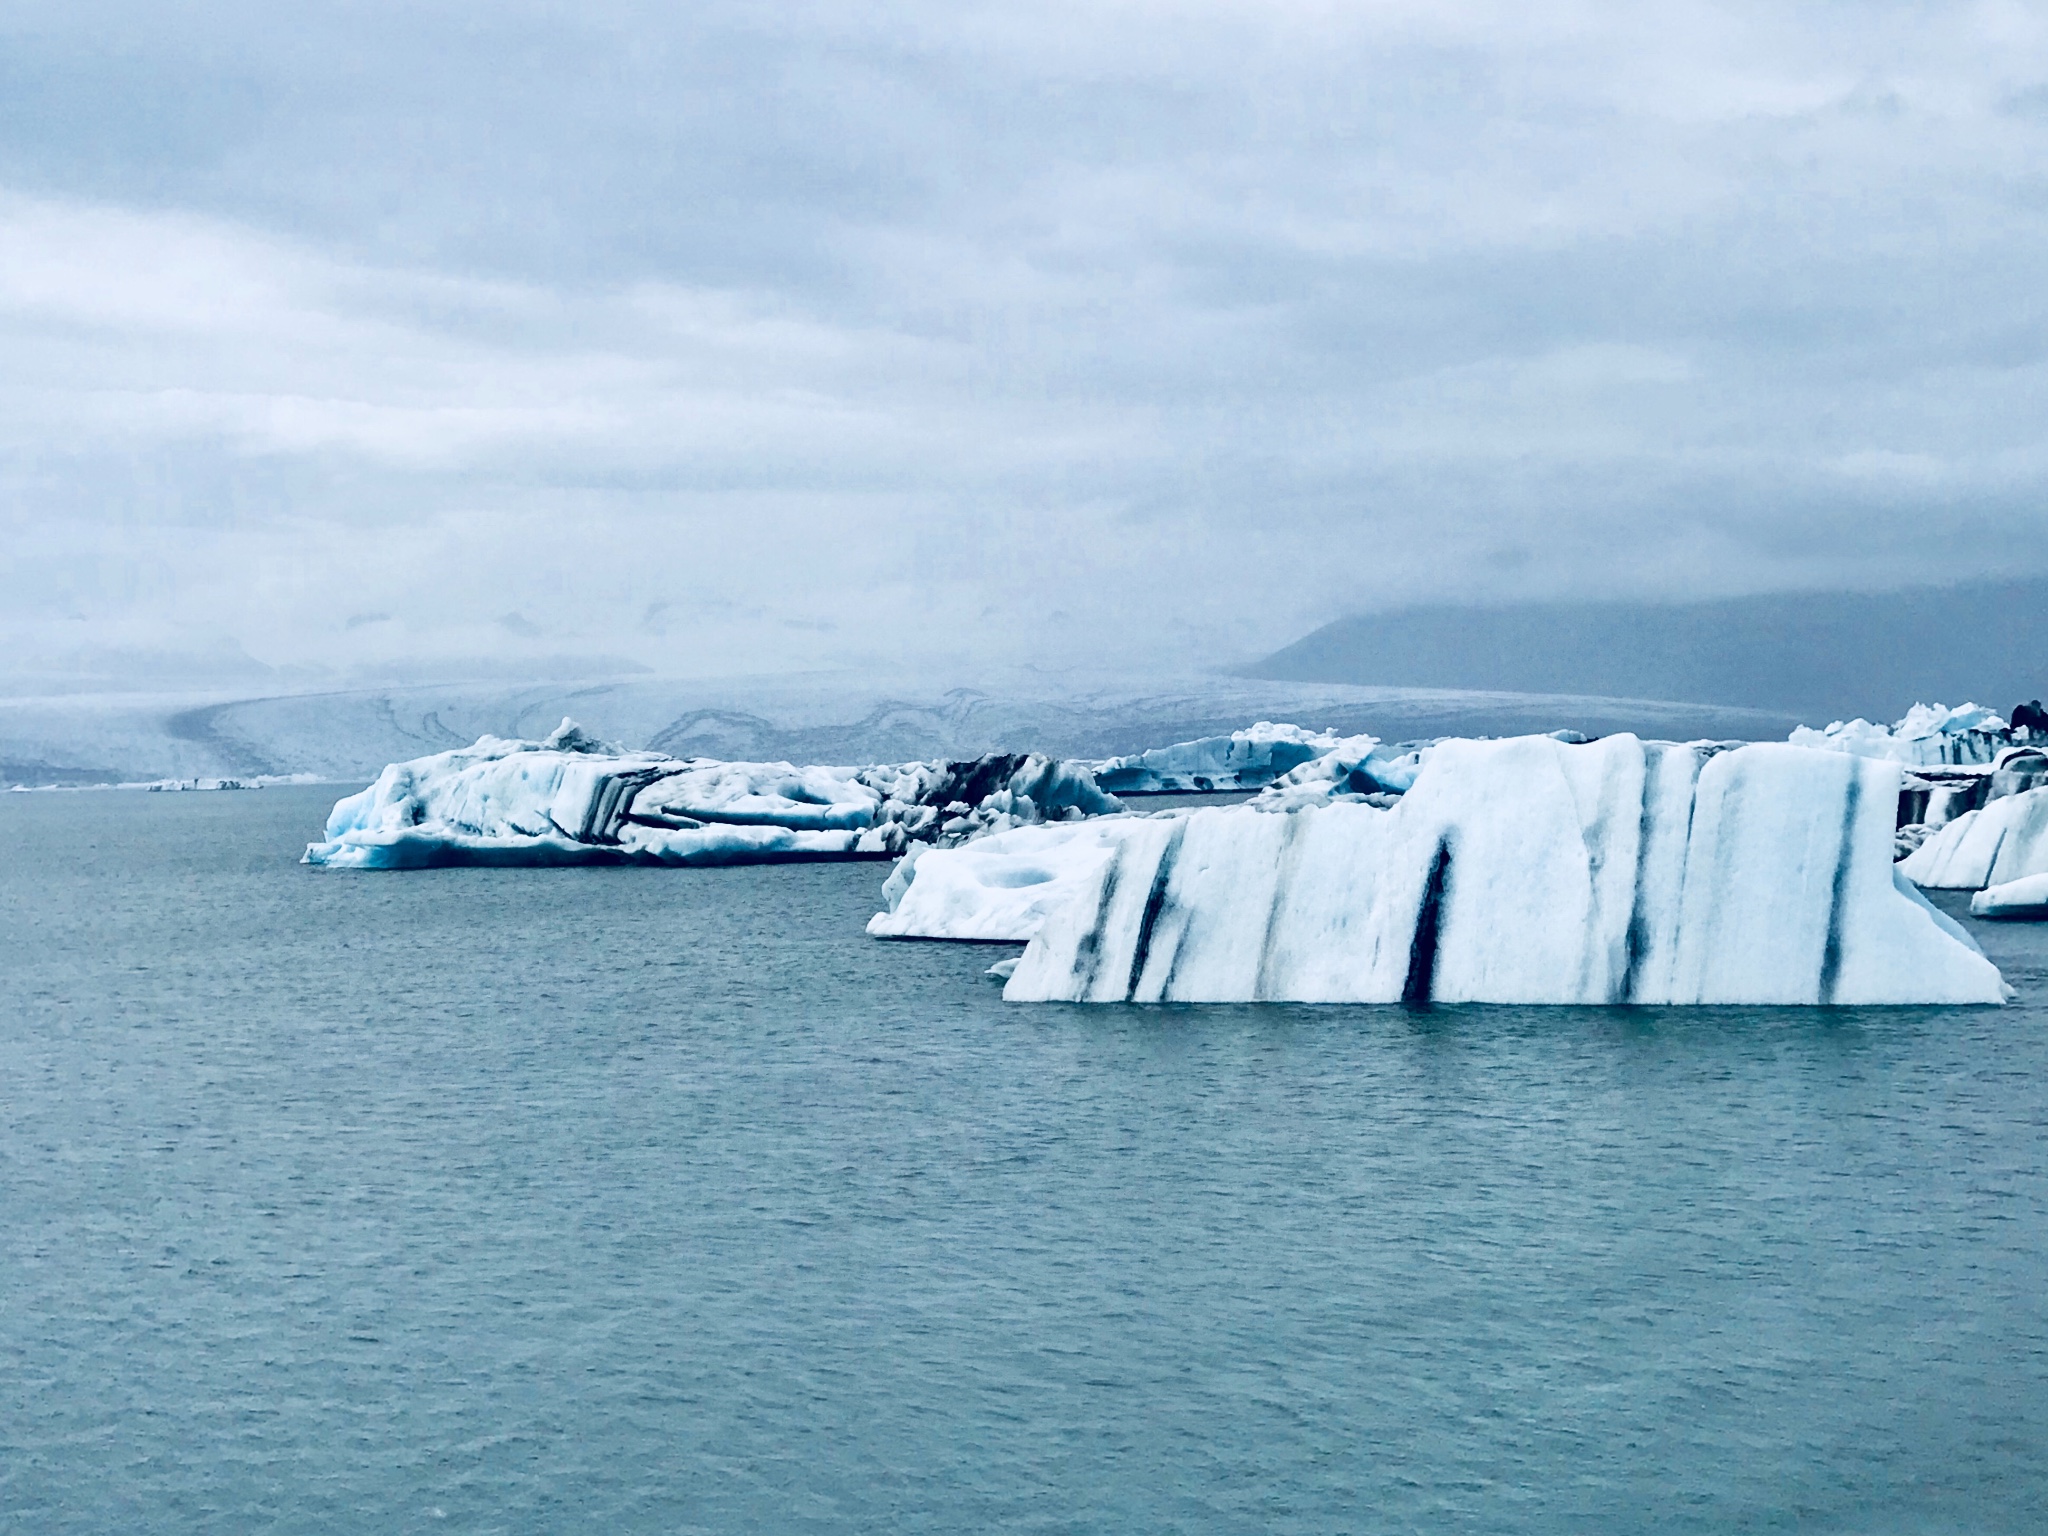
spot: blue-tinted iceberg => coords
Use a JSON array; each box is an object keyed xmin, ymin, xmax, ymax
[
  {"xmin": 304, "ymin": 719, "xmax": 1119, "ymax": 869},
  {"xmin": 1005, "ymin": 735, "xmax": 2006, "ymax": 1006},
  {"xmin": 1791, "ymin": 702, "xmax": 2010, "ymax": 767},
  {"xmin": 1899, "ymin": 785, "xmax": 2048, "ymax": 891},
  {"xmin": 869, "ymin": 731, "xmax": 1438, "ymax": 942},
  {"xmin": 1893, "ymin": 747, "xmax": 2048, "ymax": 861},
  {"xmin": 1092, "ymin": 723, "xmax": 1337, "ymax": 793}
]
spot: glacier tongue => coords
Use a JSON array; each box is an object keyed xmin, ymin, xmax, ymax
[{"xmin": 1005, "ymin": 735, "xmax": 2006, "ymax": 1006}]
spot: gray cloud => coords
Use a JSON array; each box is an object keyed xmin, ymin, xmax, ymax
[{"xmin": 3, "ymin": 0, "xmax": 2047, "ymax": 687}]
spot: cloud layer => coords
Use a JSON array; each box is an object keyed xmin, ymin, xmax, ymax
[{"xmin": 5, "ymin": 1, "xmax": 2047, "ymax": 685}]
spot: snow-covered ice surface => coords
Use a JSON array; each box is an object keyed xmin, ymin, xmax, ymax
[
  {"xmin": 1005, "ymin": 736, "xmax": 2006, "ymax": 1006},
  {"xmin": 1092, "ymin": 724, "xmax": 1336, "ymax": 793},
  {"xmin": 866, "ymin": 821, "xmax": 1159, "ymax": 941},
  {"xmin": 1900, "ymin": 787, "xmax": 2048, "ymax": 891},
  {"xmin": 304, "ymin": 721, "xmax": 1118, "ymax": 869},
  {"xmin": 1791, "ymin": 702, "xmax": 2010, "ymax": 766},
  {"xmin": 1973, "ymin": 873, "xmax": 2048, "ymax": 921}
]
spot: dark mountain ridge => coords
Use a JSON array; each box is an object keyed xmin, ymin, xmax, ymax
[{"xmin": 1249, "ymin": 578, "xmax": 2048, "ymax": 724}]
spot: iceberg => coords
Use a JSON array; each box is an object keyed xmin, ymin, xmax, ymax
[
  {"xmin": 304, "ymin": 720, "xmax": 1120, "ymax": 869},
  {"xmin": 1892, "ymin": 748, "xmax": 2047, "ymax": 864},
  {"xmin": 867, "ymin": 731, "xmax": 1450, "ymax": 944},
  {"xmin": 1898, "ymin": 786, "xmax": 2048, "ymax": 891},
  {"xmin": 866, "ymin": 820, "xmax": 1154, "ymax": 941},
  {"xmin": 1990, "ymin": 745, "xmax": 2048, "ymax": 800},
  {"xmin": 1895, "ymin": 769, "xmax": 1993, "ymax": 836},
  {"xmin": 1249, "ymin": 735, "xmax": 1430, "ymax": 810},
  {"xmin": 1005, "ymin": 735, "xmax": 2006, "ymax": 1006},
  {"xmin": 1790, "ymin": 702, "xmax": 2010, "ymax": 767},
  {"xmin": 1972, "ymin": 873, "xmax": 2048, "ymax": 920},
  {"xmin": 1092, "ymin": 723, "xmax": 1338, "ymax": 794}
]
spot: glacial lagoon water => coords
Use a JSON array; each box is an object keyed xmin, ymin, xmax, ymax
[{"xmin": 4, "ymin": 785, "xmax": 2048, "ymax": 1534}]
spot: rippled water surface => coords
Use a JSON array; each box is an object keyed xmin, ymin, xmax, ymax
[{"xmin": 4, "ymin": 786, "xmax": 2048, "ymax": 1534}]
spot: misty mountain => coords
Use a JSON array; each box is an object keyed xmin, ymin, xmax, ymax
[{"xmin": 1247, "ymin": 580, "xmax": 2048, "ymax": 723}]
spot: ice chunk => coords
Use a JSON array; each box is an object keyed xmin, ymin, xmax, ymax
[
  {"xmin": 1898, "ymin": 786, "xmax": 2048, "ymax": 890},
  {"xmin": 304, "ymin": 722, "xmax": 1121, "ymax": 868},
  {"xmin": 307, "ymin": 724, "xmax": 677, "ymax": 865},
  {"xmin": 1093, "ymin": 723, "xmax": 1337, "ymax": 793},
  {"xmin": 1973, "ymin": 873, "xmax": 2048, "ymax": 920},
  {"xmin": 1895, "ymin": 770, "xmax": 1991, "ymax": 833},
  {"xmin": 631, "ymin": 761, "xmax": 881, "ymax": 830},
  {"xmin": 1990, "ymin": 746, "xmax": 2048, "ymax": 800},
  {"xmin": 866, "ymin": 819, "xmax": 1153, "ymax": 941},
  {"xmin": 1790, "ymin": 702, "xmax": 2010, "ymax": 767},
  {"xmin": 1250, "ymin": 735, "xmax": 1429, "ymax": 809},
  {"xmin": 1005, "ymin": 736, "xmax": 2006, "ymax": 1006}
]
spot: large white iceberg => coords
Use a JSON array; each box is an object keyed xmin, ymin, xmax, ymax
[
  {"xmin": 1005, "ymin": 735, "xmax": 2006, "ymax": 1006},
  {"xmin": 1092, "ymin": 723, "xmax": 1338, "ymax": 793},
  {"xmin": 1898, "ymin": 786, "xmax": 2048, "ymax": 891},
  {"xmin": 304, "ymin": 720, "xmax": 1120, "ymax": 869},
  {"xmin": 1791, "ymin": 702, "xmax": 2010, "ymax": 767},
  {"xmin": 866, "ymin": 820, "xmax": 1155, "ymax": 941}
]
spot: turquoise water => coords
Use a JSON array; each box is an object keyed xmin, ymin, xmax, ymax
[{"xmin": 4, "ymin": 786, "xmax": 2047, "ymax": 1533}]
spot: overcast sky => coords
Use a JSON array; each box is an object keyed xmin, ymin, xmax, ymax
[{"xmin": 4, "ymin": 0, "xmax": 2047, "ymax": 686}]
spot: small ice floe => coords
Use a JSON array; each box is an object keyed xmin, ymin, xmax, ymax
[{"xmin": 1972, "ymin": 873, "xmax": 2048, "ymax": 921}]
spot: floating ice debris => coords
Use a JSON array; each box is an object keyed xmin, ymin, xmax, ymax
[
  {"xmin": 7, "ymin": 773, "xmax": 328, "ymax": 793},
  {"xmin": 1791, "ymin": 702, "xmax": 2010, "ymax": 767},
  {"xmin": 1092, "ymin": 723, "xmax": 1338, "ymax": 793},
  {"xmin": 1972, "ymin": 873, "xmax": 2048, "ymax": 920},
  {"xmin": 1898, "ymin": 785, "xmax": 2048, "ymax": 891},
  {"xmin": 866, "ymin": 820, "xmax": 1156, "ymax": 941},
  {"xmin": 1005, "ymin": 735, "xmax": 2006, "ymax": 1006},
  {"xmin": 304, "ymin": 720, "xmax": 1119, "ymax": 868}
]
